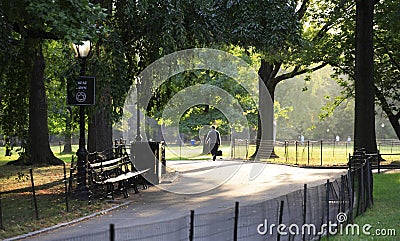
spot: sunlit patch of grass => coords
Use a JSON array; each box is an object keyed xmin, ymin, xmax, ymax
[
  {"xmin": 0, "ymin": 150, "xmax": 123, "ymax": 240},
  {"xmin": 321, "ymin": 172, "xmax": 400, "ymax": 241}
]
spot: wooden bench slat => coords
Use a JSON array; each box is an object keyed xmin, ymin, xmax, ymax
[
  {"xmin": 90, "ymin": 157, "xmax": 123, "ymax": 168},
  {"xmin": 88, "ymin": 156, "xmax": 149, "ymax": 199}
]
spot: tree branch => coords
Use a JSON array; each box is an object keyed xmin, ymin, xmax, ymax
[
  {"xmin": 296, "ymin": 0, "xmax": 309, "ymax": 20},
  {"xmin": 270, "ymin": 62, "xmax": 282, "ymax": 81},
  {"xmin": 374, "ymin": 85, "xmax": 399, "ymax": 120},
  {"xmin": 13, "ymin": 23, "xmax": 60, "ymax": 40},
  {"xmin": 374, "ymin": 33, "xmax": 400, "ymax": 71},
  {"xmin": 313, "ymin": 0, "xmax": 354, "ymax": 41},
  {"xmin": 275, "ymin": 62, "xmax": 328, "ymax": 84}
]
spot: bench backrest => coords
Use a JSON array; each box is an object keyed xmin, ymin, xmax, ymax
[{"xmin": 88, "ymin": 156, "xmax": 135, "ymax": 183}]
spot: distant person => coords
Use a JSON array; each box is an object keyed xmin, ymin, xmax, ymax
[
  {"xmin": 336, "ymin": 135, "xmax": 340, "ymax": 142},
  {"xmin": 205, "ymin": 126, "xmax": 221, "ymax": 161},
  {"xmin": 347, "ymin": 136, "xmax": 351, "ymax": 143},
  {"xmin": 300, "ymin": 135, "xmax": 305, "ymax": 145}
]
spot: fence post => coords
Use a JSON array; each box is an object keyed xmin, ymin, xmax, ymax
[
  {"xmin": 295, "ymin": 141, "xmax": 298, "ymax": 165},
  {"xmin": 63, "ymin": 162, "xmax": 69, "ymax": 212},
  {"xmin": 340, "ymin": 175, "xmax": 345, "ymax": 213},
  {"xmin": 377, "ymin": 150, "xmax": 381, "ymax": 174},
  {"xmin": 347, "ymin": 171, "xmax": 354, "ymax": 224},
  {"xmin": 30, "ymin": 168, "xmax": 39, "ymax": 220},
  {"xmin": 234, "ymin": 201, "xmax": 239, "ymax": 241},
  {"xmin": 110, "ymin": 224, "xmax": 115, "ymax": 241},
  {"xmin": 0, "ymin": 197, "xmax": 3, "ymax": 230},
  {"xmin": 390, "ymin": 139, "xmax": 393, "ymax": 153},
  {"xmin": 307, "ymin": 141, "xmax": 310, "ymax": 166},
  {"xmin": 68, "ymin": 155, "xmax": 75, "ymax": 195},
  {"xmin": 231, "ymin": 139, "xmax": 235, "ymax": 159},
  {"xmin": 320, "ymin": 140, "xmax": 323, "ymax": 166},
  {"xmin": 326, "ymin": 179, "xmax": 330, "ymax": 239},
  {"xmin": 366, "ymin": 159, "xmax": 373, "ymax": 207},
  {"xmin": 277, "ymin": 200, "xmax": 284, "ymax": 241},
  {"xmin": 302, "ymin": 184, "xmax": 307, "ymax": 241},
  {"xmin": 333, "ymin": 140, "xmax": 336, "ymax": 157},
  {"xmin": 360, "ymin": 164, "xmax": 365, "ymax": 214},
  {"xmin": 245, "ymin": 139, "xmax": 249, "ymax": 160},
  {"xmin": 285, "ymin": 141, "xmax": 288, "ymax": 162},
  {"xmin": 189, "ymin": 210, "xmax": 194, "ymax": 241}
]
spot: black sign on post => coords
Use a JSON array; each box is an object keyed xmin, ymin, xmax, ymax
[{"xmin": 67, "ymin": 76, "xmax": 95, "ymax": 106}]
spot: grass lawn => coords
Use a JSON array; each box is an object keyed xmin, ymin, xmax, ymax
[
  {"xmin": 0, "ymin": 144, "xmax": 398, "ymax": 240},
  {"xmin": 0, "ymin": 145, "xmax": 119, "ymax": 240},
  {"xmin": 321, "ymin": 172, "xmax": 400, "ymax": 240},
  {"xmin": 170, "ymin": 142, "xmax": 400, "ymax": 166}
]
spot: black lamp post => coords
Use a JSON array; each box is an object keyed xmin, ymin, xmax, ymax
[
  {"xmin": 135, "ymin": 76, "xmax": 142, "ymax": 142},
  {"xmin": 73, "ymin": 40, "xmax": 91, "ymax": 199}
]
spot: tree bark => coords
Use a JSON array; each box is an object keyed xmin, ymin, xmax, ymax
[
  {"xmin": 88, "ymin": 107, "xmax": 113, "ymax": 153},
  {"xmin": 62, "ymin": 106, "xmax": 73, "ymax": 153},
  {"xmin": 25, "ymin": 39, "xmax": 63, "ymax": 165},
  {"xmin": 251, "ymin": 59, "xmax": 277, "ymax": 159},
  {"xmin": 354, "ymin": 0, "xmax": 377, "ymax": 154}
]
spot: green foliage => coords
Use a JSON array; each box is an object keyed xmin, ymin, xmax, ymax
[
  {"xmin": 275, "ymin": 66, "xmax": 355, "ymax": 140},
  {"xmin": 44, "ymin": 40, "xmax": 79, "ymax": 135},
  {"xmin": 0, "ymin": 0, "xmax": 107, "ymax": 129},
  {"xmin": 318, "ymin": 0, "xmax": 400, "ymax": 135},
  {"xmin": 222, "ymin": 0, "xmax": 301, "ymax": 60},
  {"xmin": 373, "ymin": 0, "xmax": 400, "ymax": 115},
  {"xmin": 0, "ymin": 40, "xmax": 30, "ymax": 139},
  {"xmin": 147, "ymin": 68, "xmax": 258, "ymax": 137},
  {"xmin": 322, "ymin": 173, "xmax": 400, "ymax": 240}
]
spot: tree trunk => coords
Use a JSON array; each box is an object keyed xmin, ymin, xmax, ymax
[
  {"xmin": 26, "ymin": 39, "xmax": 63, "ymax": 165},
  {"xmin": 88, "ymin": 108, "xmax": 113, "ymax": 153},
  {"xmin": 62, "ymin": 107, "xmax": 73, "ymax": 153},
  {"xmin": 354, "ymin": 0, "xmax": 377, "ymax": 154},
  {"xmin": 251, "ymin": 59, "xmax": 277, "ymax": 159}
]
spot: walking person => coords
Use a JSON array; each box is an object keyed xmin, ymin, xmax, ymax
[{"xmin": 205, "ymin": 126, "xmax": 221, "ymax": 161}]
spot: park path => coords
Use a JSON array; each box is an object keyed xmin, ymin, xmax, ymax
[{"xmin": 20, "ymin": 160, "xmax": 346, "ymax": 241}]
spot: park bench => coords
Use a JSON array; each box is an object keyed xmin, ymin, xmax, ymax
[{"xmin": 87, "ymin": 153, "xmax": 149, "ymax": 199}]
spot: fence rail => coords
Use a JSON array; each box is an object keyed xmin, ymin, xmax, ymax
[{"xmin": 232, "ymin": 139, "xmax": 400, "ymax": 166}]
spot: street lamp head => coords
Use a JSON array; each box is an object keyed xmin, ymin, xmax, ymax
[{"xmin": 73, "ymin": 40, "xmax": 91, "ymax": 59}]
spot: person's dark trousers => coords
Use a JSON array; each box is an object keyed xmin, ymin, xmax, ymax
[{"xmin": 210, "ymin": 143, "xmax": 219, "ymax": 161}]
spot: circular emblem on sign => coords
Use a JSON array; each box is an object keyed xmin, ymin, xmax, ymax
[{"xmin": 76, "ymin": 92, "xmax": 86, "ymax": 102}]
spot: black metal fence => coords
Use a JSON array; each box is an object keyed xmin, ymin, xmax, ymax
[
  {"xmin": 232, "ymin": 139, "xmax": 400, "ymax": 166},
  {"xmin": 41, "ymin": 155, "xmax": 373, "ymax": 241}
]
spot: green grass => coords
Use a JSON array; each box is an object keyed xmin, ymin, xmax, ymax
[
  {"xmin": 321, "ymin": 172, "xmax": 400, "ymax": 240},
  {"xmin": 0, "ymin": 144, "xmax": 398, "ymax": 239},
  {"xmin": 0, "ymin": 145, "xmax": 117, "ymax": 240},
  {"xmin": 241, "ymin": 143, "xmax": 400, "ymax": 166},
  {"xmin": 164, "ymin": 142, "xmax": 400, "ymax": 166},
  {"xmin": 0, "ymin": 145, "xmax": 78, "ymax": 164}
]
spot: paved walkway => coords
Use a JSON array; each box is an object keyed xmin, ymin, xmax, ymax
[{"xmin": 20, "ymin": 160, "xmax": 347, "ymax": 241}]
